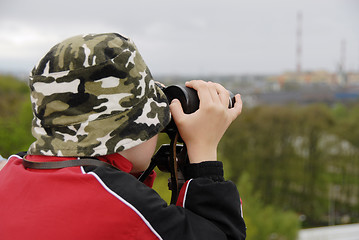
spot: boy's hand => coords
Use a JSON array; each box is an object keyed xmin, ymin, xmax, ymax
[{"xmin": 169, "ymin": 80, "xmax": 243, "ymax": 164}]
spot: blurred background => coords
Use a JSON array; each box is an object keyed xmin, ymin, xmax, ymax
[{"xmin": 1, "ymin": 0, "xmax": 359, "ymax": 239}]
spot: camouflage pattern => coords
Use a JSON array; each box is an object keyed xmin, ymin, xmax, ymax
[{"xmin": 28, "ymin": 33, "xmax": 170, "ymax": 157}]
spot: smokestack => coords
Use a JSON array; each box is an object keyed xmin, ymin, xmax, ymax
[
  {"xmin": 340, "ymin": 39, "xmax": 346, "ymax": 72},
  {"xmin": 338, "ymin": 39, "xmax": 347, "ymax": 86},
  {"xmin": 296, "ymin": 11, "xmax": 302, "ymax": 75}
]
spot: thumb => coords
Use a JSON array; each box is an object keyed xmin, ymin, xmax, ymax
[{"xmin": 169, "ymin": 99, "xmax": 185, "ymax": 122}]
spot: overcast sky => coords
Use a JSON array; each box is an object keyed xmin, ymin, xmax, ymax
[{"xmin": 0, "ymin": 0, "xmax": 358, "ymax": 76}]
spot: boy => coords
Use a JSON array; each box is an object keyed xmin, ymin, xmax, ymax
[{"xmin": 0, "ymin": 33, "xmax": 246, "ymax": 239}]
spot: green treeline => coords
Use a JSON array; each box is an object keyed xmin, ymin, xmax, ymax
[
  {"xmin": 219, "ymin": 101, "xmax": 359, "ymax": 236},
  {"xmin": 1, "ymin": 75, "xmax": 359, "ymax": 240}
]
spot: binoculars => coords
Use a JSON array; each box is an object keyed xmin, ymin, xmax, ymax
[{"xmin": 161, "ymin": 84, "xmax": 236, "ymax": 142}]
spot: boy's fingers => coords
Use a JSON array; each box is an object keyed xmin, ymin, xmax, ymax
[
  {"xmin": 185, "ymin": 80, "xmax": 242, "ymax": 121},
  {"xmin": 185, "ymin": 80, "xmax": 213, "ymax": 105},
  {"xmin": 169, "ymin": 99, "xmax": 185, "ymax": 122},
  {"xmin": 208, "ymin": 83, "xmax": 219, "ymax": 103},
  {"xmin": 228, "ymin": 94, "xmax": 243, "ymax": 121},
  {"xmin": 212, "ymin": 82, "xmax": 230, "ymax": 106},
  {"xmin": 185, "ymin": 80, "xmax": 205, "ymax": 87},
  {"xmin": 187, "ymin": 80, "xmax": 230, "ymax": 107}
]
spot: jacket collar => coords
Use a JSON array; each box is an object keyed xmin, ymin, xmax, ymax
[{"xmin": 25, "ymin": 153, "xmax": 156, "ymax": 187}]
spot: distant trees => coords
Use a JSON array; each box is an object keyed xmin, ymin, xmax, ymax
[
  {"xmin": 219, "ymin": 102, "xmax": 359, "ymax": 228},
  {"xmin": 236, "ymin": 172, "xmax": 300, "ymax": 240},
  {"xmin": 0, "ymin": 75, "xmax": 34, "ymax": 157}
]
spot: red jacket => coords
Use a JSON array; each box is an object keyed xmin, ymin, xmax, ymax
[{"xmin": 0, "ymin": 153, "xmax": 246, "ymax": 240}]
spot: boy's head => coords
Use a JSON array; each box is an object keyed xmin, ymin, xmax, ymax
[{"xmin": 28, "ymin": 33, "xmax": 170, "ymax": 157}]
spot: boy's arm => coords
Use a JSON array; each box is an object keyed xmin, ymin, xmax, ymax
[{"xmin": 168, "ymin": 80, "xmax": 246, "ymax": 238}]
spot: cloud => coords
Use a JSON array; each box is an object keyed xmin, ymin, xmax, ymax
[{"xmin": 0, "ymin": 0, "xmax": 358, "ymax": 74}]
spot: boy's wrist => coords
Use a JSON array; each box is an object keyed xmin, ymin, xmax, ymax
[{"xmin": 186, "ymin": 144, "xmax": 217, "ymax": 164}]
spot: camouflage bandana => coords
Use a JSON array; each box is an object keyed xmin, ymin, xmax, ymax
[{"xmin": 28, "ymin": 33, "xmax": 170, "ymax": 157}]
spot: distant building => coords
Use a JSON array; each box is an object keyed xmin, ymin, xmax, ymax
[{"xmin": 156, "ymin": 71, "xmax": 359, "ymax": 106}]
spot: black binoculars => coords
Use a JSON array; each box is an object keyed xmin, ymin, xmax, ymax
[{"xmin": 161, "ymin": 84, "xmax": 236, "ymax": 142}]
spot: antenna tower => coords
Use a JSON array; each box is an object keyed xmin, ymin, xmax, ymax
[
  {"xmin": 296, "ymin": 11, "xmax": 302, "ymax": 75},
  {"xmin": 340, "ymin": 39, "xmax": 346, "ymax": 72}
]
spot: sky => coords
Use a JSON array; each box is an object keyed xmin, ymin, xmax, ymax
[{"xmin": 0, "ymin": 0, "xmax": 358, "ymax": 76}]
